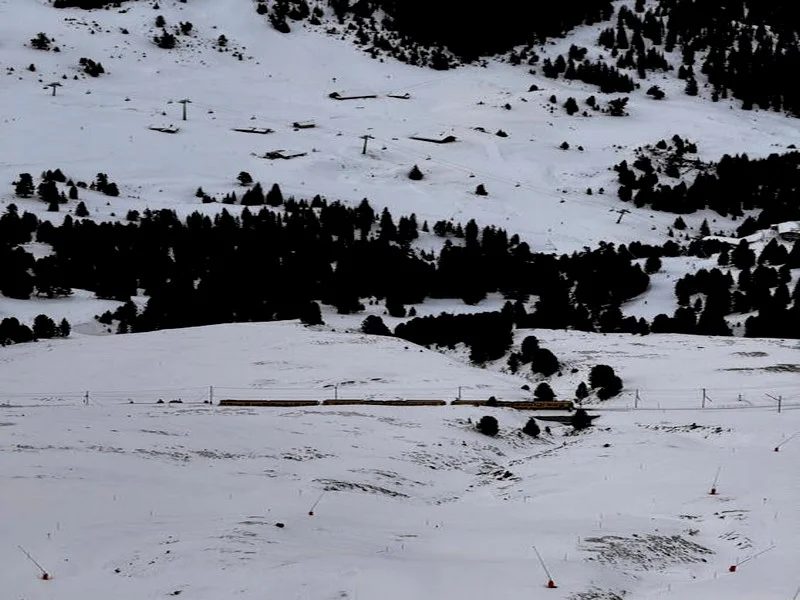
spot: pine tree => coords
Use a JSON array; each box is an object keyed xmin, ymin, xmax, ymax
[
  {"xmin": 379, "ymin": 208, "xmax": 396, "ymax": 242},
  {"xmin": 75, "ymin": 201, "xmax": 89, "ymax": 217},
  {"xmin": 266, "ymin": 183, "xmax": 284, "ymax": 206},
  {"xmin": 522, "ymin": 417, "xmax": 540, "ymax": 437},
  {"xmin": 361, "ymin": 315, "xmax": 391, "ymax": 336},
  {"xmin": 299, "ymin": 301, "xmax": 323, "ymax": 326},
  {"xmin": 572, "ymin": 408, "xmax": 592, "ymax": 430},
  {"xmin": 476, "ymin": 415, "xmax": 499, "ymax": 436},
  {"xmin": 564, "ymin": 97, "xmax": 579, "ymax": 115},
  {"xmin": 14, "ymin": 173, "xmax": 35, "ymax": 198},
  {"xmin": 58, "ymin": 318, "xmax": 71, "ymax": 337},
  {"xmin": 32, "ymin": 314, "xmax": 57, "ymax": 339},
  {"xmin": 534, "ymin": 382, "xmax": 555, "ymax": 401},
  {"xmin": 644, "ymin": 255, "xmax": 662, "ymax": 273}
]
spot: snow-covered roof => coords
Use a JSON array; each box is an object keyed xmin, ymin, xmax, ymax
[{"xmin": 776, "ymin": 221, "xmax": 800, "ymax": 234}]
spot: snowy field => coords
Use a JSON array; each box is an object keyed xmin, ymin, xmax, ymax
[
  {"xmin": 2, "ymin": 321, "xmax": 800, "ymax": 600},
  {"xmin": 2, "ymin": 1, "xmax": 800, "ymax": 598}
]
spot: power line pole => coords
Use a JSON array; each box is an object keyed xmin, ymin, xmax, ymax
[
  {"xmin": 178, "ymin": 98, "xmax": 192, "ymax": 121},
  {"xmin": 361, "ymin": 134, "xmax": 374, "ymax": 155},
  {"xmin": 766, "ymin": 393, "xmax": 782, "ymax": 413}
]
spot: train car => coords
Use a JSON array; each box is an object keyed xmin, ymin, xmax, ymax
[
  {"xmin": 501, "ymin": 401, "xmax": 575, "ymax": 411},
  {"xmin": 370, "ymin": 399, "xmax": 448, "ymax": 406},
  {"xmin": 449, "ymin": 399, "xmax": 574, "ymax": 410},
  {"xmin": 321, "ymin": 399, "xmax": 372, "ymax": 406},
  {"xmin": 218, "ymin": 399, "xmax": 320, "ymax": 407}
]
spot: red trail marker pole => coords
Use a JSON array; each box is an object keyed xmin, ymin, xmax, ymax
[
  {"xmin": 709, "ymin": 466, "xmax": 722, "ymax": 495},
  {"xmin": 774, "ymin": 432, "xmax": 798, "ymax": 453},
  {"xmin": 18, "ymin": 545, "xmax": 50, "ymax": 580},
  {"xmin": 728, "ymin": 544, "xmax": 776, "ymax": 573},
  {"xmin": 533, "ymin": 545, "xmax": 557, "ymax": 589},
  {"xmin": 308, "ymin": 491, "xmax": 326, "ymax": 516}
]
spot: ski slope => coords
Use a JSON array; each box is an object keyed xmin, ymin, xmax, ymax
[{"xmin": 1, "ymin": 321, "xmax": 799, "ymax": 600}]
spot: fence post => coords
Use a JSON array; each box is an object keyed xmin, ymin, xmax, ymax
[
  {"xmin": 457, "ymin": 386, "xmax": 462, "ymax": 401},
  {"xmin": 84, "ymin": 391, "xmax": 89, "ymax": 406},
  {"xmin": 778, "ymin": 395, "xmax": 782, "ymax": 414},
  {"xmin": 634, "ymin": 389, "xmax": 640, "ymax": 409},
  {"xmin": 334, "ymin": 384, "xmax": 338, "ymax": 401},
  {"xmin": 209, "ymin": 385, "xmax": 214, "ymax": 405},
  {"xmin": 701, "ymin": 388, "xmax": 706, "ymax": 409}
]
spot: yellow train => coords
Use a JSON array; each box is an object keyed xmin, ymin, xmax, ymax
[
  {"xmin": 218, "ymin": 398, "xmax": 574, "ymax": 410},
  {"xmin": 217, "ymin": 399, "xmax": 319, "ymax": 407}
]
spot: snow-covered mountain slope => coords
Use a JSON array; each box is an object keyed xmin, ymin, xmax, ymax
[
  {"xmin": 1, "ymin": 0, "xmax": 798, "ymax": 254},
  {"xmin": 2, "ymin": 5, "xmax": 800, "ymax": 597},
  {"xmin": 2, "ymin": 321, "xmax": 799, "ymax": 600}
]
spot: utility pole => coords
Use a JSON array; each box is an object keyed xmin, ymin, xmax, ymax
[
  {"xmin": 766, "ymin": 393, "xmax": 782, "ymax": 414},
  {"xmin": 361, "ymin": 134, "xmax": 374, "ymax": 155},
  {"xmin": 613, "ymin": 208, "xmax": 630, "ymax": 224},
  {"xmin": 178, "ymin": 98, "xmax": 192, "ymax": 121}
]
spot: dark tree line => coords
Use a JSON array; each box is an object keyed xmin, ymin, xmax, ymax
[
  {"xmin": 3, "ymin": 179, "xmax": 798, "ymax": 344},
  {"xmin": 657, "ymin": 0, "xmax": 800, "ymax": 115},
  {"xmin": 615, "ymin": 143, "xmax": 800, "ymax": 227},
  {"xmin": 0, "ymin": 205, "xmax": 71, "ymax": 346},
  {"xmin": 591, "ymin": 1, "xmax": 800, "ymax": 117},
  {"xmin": 649, "ymin": 238, "xmax": 800, "ymax": 339},
  {"xmin": 540, "ymin": 45, "xmax": 638, "ymax": 93},
  {"xmin": 0, "ymin": 188, "xmax": 658, "ymax": 343},
  {"xmin": 395, "ymin": 312, "xmax": 513, "ymax": 364},
  {"xmin": 255, "ymin": 0, "xmax": 614, "ymax": 68}
]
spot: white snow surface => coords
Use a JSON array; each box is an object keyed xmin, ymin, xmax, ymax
[
  {"xmin": 2, "ymin": 2, "xmax": 800, "ymax": 598},
  {"xmin": 1, "ymin": 322, "xmax": 800, "ymax": 600}
]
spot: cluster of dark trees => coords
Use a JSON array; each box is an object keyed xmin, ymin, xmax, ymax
[
  {"xmin": 394, "ymin": 312, "xmax": 513, "ymax": 364},
  {"xmin": 656, "ymin": 0, "xmax": 800, "ymax": 115},
  {"xmin": 591, "ymin": 1, "xmax": 800, "ymax": 115},
  {"xmin": 13, "ymin": 170, "xmax": 117, "ymax": 214},
  {"xmin": 0, "ymin": 315, "xmax": 71, "ymax": 346},
  {"xmin": 3, "ymin": 172, "xmax": 799, "ymax": 358},
  {"xmin": 476, "ymin": 408, "xmax": 593, "ymax": 437},
  {"xmin": 506, "ymin": 335, "xmax": 560, "ymax": 377},
  {"xmin": 540, "ymin": 46, "xmax": 638, "ymax": 94},
  {"xmin": 615, "ymin": 142, "xmax": 800, "ymax": 227},
  {"xmin": 2, "ymin": 181, "xmax": 658, "ymax": 343},
  {"xmin": 79, "ymin": 57, "xmax": 105, "ymax": 77},
  {"xmin": 0, "ymin": 205, "xmax": 71, "ymax": 346},
  {"xmin": 253, "ymin": 0, "xmax": 613, "ymax": 68},
  {"xmin": 662, "ymin": 240, "xmax": 800, "ymax": 338}
]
